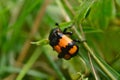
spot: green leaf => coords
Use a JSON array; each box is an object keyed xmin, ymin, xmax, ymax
[
  {"xmin": 88, "ymin": 0, "xmax": 116, "ymax": 29},
  {"xmin": 3, "ymin": 66, "xmax": 49, "ymax": 79},
  {"xmin": 83, "ymin": 27, "xmax": 103, "ymax": 33},
  {"xmin": 59, "ymin": 21, "xmax": 73, "ymax": 30},
  {"xmin": 116, "ymin": 0, "xmax": 120, "ymax": 6},
  {"xmin": 42, "ymin": 46, "xmax": 66, "ymax": 80},
  {"xmin": 75, "ymin": 0, "xmax": 95, "ymax": 23},
  {"xmin": 2, "ymin": 0, "xmax": 42, "ymax": 53},
  {"xmin": 16, "ymin": 47, "xmax": 42, "ymax": 80}
]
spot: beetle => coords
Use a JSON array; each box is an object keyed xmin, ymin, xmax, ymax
[{"xmin": 48, "ymin": 23, "xmax": 79, "ymax": 60}]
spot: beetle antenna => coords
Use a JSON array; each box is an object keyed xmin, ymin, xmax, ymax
[
  {"xmin": 55, "ymin": 23, "xmax": 60, "ymax": 28},
  {"xmin": 55, "ymin": 23, "xmax": 59, "ymax": 26}
]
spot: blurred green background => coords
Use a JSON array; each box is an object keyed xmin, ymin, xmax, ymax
[{"xmin": 0, "ymin": 0, "xmax": 120, "ymax": 80}]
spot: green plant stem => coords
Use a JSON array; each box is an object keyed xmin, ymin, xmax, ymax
[
  {"xmin": 56, "ymin": 0, "xmax": 120, "ymax": 80},
  {"xmin": 88, "ymin": 52, "xmax": 99, "ymax": 80},
  {"xmin": 82, "ymin": 42, "xmax": 120, "ymax": 80},
  {"xmin": 73, "ymin": 17, "xmax": 120, "ymax": 80}
]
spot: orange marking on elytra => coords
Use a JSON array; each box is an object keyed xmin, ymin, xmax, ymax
[
  {"xmin": 59, "ymin": 35, "xmax": 72, "ymax": 47},
  {"xmin": 54, "ymin": 45, "xmax": 61, "ymax": 53},
  {"xmin": 69, "ymin": 46, "xmax": 77, "ymax": 54}
]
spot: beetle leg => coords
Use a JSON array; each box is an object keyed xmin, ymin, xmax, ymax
[
  {"xmin": 55, "ymin": 23, "xmax": 73, "ymax": 35},
  {"xmin": 73, "ymin": 39, "xmax": 86, "ymax": 43},
  {"xmin": 63, "ymin": 31, "xmax": 73, "ymax": 35},
  {"xmin": 63, "ymin": 26, "xmax": 71, "ymax": 32},
  {"xmin": 73, "ymin": 39, "xmax": 80, "ymax": 43},
  {"xmin": 63, "ymin": 27, "xmax": 73, "ymax": 35}
]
